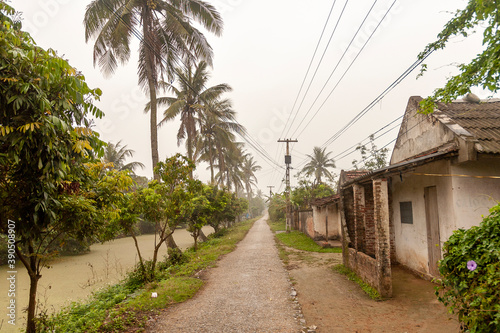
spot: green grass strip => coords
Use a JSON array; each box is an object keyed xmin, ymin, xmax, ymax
[
  {"xmin": 332, "ymin": 264, "xmax": 382, "ymax": 300},
  {"xmin": 275, "ymin": 230, "xmax": 342, "ymax": 253}
]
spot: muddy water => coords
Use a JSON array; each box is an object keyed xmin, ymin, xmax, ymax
[{"xmin": 0, "ymin": 227, "xmax": 213, "ymax": 330}]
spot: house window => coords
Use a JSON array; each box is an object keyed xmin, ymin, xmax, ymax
[{"xmin": 400, "ymin": 201, "xmax": 413, "ymax": 224}]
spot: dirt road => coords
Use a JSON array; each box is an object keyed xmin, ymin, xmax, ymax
[
  {"xmin": 147, "ymin": 215, "xmax": 302, "ymax": 333},
  {"xmin": 284, "ymin": 247, "xmax": 460, "ymax": 333}
]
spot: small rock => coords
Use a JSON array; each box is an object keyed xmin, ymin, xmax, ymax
[{"xmin": 290, "ymin": 290, "xmax": 297, "ymax": 296}]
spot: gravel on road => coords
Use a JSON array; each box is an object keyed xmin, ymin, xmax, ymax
[{"xmin": 147, "ymin": 215, "xmax": 303, "ymax": 333}]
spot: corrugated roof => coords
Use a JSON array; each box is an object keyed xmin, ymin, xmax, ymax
[{"xmin": 435, "ymin": 99, "xmax": 500, "ymax": 154}]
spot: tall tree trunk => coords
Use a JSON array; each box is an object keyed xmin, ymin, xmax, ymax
[
  {"xmin": 27, "ymin": 272, "xmax": 40, "ymax": 333},
  {"xmin": 16, "ymin": 243, "xmax": 41, "ymax": 333},
  {"xmin": 167, "ymin": 234, "xmax": 178, "ymax": 249},
  {"xmin": 209, "ymin": 146, "xmax": 215, "ymax": 184},
  {"xmin": 143, "ymin": 13, "xmax": 159, "ymax": 180},
  {"xmin": 199, "ymin": 228, "xmax": 208, "ymax": 242},
  {"xmin": 130, "ymin": 231, "xmax": 148, "ymax": 281}
]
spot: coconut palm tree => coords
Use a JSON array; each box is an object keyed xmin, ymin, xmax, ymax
[
  {"xmin": 196, "ymin": 99, "xmax": 244, "ymax": 183},
  {"xmin": 302, "ymin": 146, "xmax": 336, "ymax": 185},
  {"xmin": 157, "ymin": 60, "xmax": 232, "ymax": 165},
  {"xmin": 241, "ymin": 153, "xmax": 261, "ymax": 200},
  {"xmin": 102, "ymin": 140, "xmax": 145, "ymax": 173},
  {"xmin": 84, "ymin": 0, "xmax": 222, "ymax": 179},
  {"xmin": 216, "ymin": 142, "xmax": 244, "ymax": 193}
]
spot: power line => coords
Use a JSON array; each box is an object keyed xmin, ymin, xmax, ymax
[
  {"xmin": 283, "ymin": 0, "xmax": 349, "ymax": 139},
  {"xmin": 320, "ymin": 50, "xmax": 433, "ymax": 150},
  {"xmin": 291, "ymin": 0, "xmax": 394, "ymax": 138}
]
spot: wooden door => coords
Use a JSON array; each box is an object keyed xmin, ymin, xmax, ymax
[{"xmin": 425, "ymin": 186, "xmax": 441, "ymax": 276}]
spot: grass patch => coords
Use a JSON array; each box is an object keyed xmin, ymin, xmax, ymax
[
  {"xmin": 275, "ymin": 230, "xmax": 342, "ymax": 253},
  {"xmin": 332, "ymin": 264, "xmax": 382, "ymax": 300},
  {"xmin": 41, "ymin": 218, "xmax": 257, "ymax": 332},
  {"xmin": 267, "ymin": 218, "xmax": 286, "ymax": 232}
]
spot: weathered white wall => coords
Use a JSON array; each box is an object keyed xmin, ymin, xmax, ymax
[
  {"xmin": 312, "ymin": 203, "xmax": 341, "ymax": 240},
  {"xmin": 391, "ymin": 160, "xmax": 454, "ymax": 275},
  {"xmin": 390, "ymin": 100, "xmax": 456, "ymax": 164},
  {"xmin": 450, "ymin": 156, "xmax": 500, "ymax": 229}
]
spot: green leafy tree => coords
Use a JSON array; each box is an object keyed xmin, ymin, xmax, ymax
[
  {"xmin": 351, "ymin": 134, "xmax": 388, "ymax": 171},
  {"xmin": 0, "ymin": 5, "xmax": 129, "ymax": 331},
  {"xmin": 84, "ymin": 0, "xmax": 222, "ymax": 179},
  {"xmin": 117, "ymin": 154, "xmax": 196, "ymax": 281},
  {"xmin": 436, "ymin": 204, "xmax": 500, "ymax": 332},
  {"xmin": 268, "ymin": 193, "xmax": 286, "ymax": 223},
  {"xmin": 302, "ymin": 146, "xmax": 336, "ymax": 185},
  {"xmin": 291, "ymin": 178, "xmax": 335, "ymax": 210},
  {"xmin": 418, "ymin": 1, "xmax": 500, "ymax": 113}
]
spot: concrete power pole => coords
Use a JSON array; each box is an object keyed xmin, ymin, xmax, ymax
[
  {"xmin": 267, "ymin": 185, "xmax": 274, "ymax": 197},
  {"xmin": 278, "ymin": 138, "xmax": 298, "ymax": 233}
]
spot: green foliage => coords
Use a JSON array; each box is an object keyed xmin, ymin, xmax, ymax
[
  {"xmin": 435, "ymin": 204, "xmax": 500, "ymax": 332},
  {"xmin": 0, "ymin": 5, "xmax": 134, "ymax": 330},
  {"xmin": 275, "ymin": 231, "xmax": 342, "ymax": 253},
  {"xmin": 418, "ymin": 1, "xmax": 500, "ymax": 113},
  {"xmin": 268, "ymin": 193, "xmax": 286, "ymax": 222},
  {"xmin": 291, "ymin": 179, "xmax": 336, "ymax": 210},
  {"xmin": 165, "ymin": 247, "xmax": 189, "ymax": 267},
  {"xmin": 248, "ymin": 195, "xmax": 265, "ymax": 218},
  {"xmin": 332, "ymin": 264, "xmax": 382, "ymax": 300},
  {"xmin": 351, "ymin": 134, "xmax": 388, "ymax": 171}
]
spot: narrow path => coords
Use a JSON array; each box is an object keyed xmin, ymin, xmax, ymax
[{"xmin": 147, "ymin": 215, "xmax": 302, "ymax": 333}]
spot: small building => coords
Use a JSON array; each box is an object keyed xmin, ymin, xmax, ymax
[
  {"xmin": 339, "ymin": 95, "xmax": 500, "ymax": 297},
  {"xmin": 310, "ymin": 194, "xmax": 341, "ymax": 242}
]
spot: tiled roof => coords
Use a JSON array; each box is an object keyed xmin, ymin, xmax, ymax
[
  {"xmin": 435, "ymin": 99, "xmax": 500, "ymax": 154},
  {"xmin": 310, "ymin": 194, "xmax": 340, "ymax": 206},
  {"xmin": 344, "ymin": 170, "xmax": 370, "ymax": 180}
]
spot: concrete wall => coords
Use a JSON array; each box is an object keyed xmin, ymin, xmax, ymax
[
  {"xmin": 450, "ymin": 156, "xmax": 500, "ymax": 229},
  {"xmin": 294, "ymin": 209, "xmax": 314, "ymax": 238},
  {"xmin": 391, "ymin": 159, "xmax": 454, "ymax": 276},
  {"xmin": 391, "ymin": 156, "xmax": 500, "ymax": 277},
  {"xmin": 312, "ymin": 203, "xmax": 341, "ymax": 240},
  {"xmin": 391, "ymin": 99, "xmax": 456, "ymax": 164}
]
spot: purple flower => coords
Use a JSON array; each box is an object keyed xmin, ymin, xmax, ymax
[{"xmin": 467, "ymin": 260, "xmax": 477, "ymax": 271}]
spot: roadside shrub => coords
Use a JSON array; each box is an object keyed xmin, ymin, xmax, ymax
[
  {"xmin": 166, "ymin": 247, "xmax": 189, "ymax": 266},
  {"xmin": 436, "ymin": 204, "xmax": 500, "ymax": 332},
  {"xmin": 124, "ymin": 261, "xmax": 154, "ymax": 290},
  {"xmin": 210, "ymin": 228, "xmax": 229, "ymax": 239}
]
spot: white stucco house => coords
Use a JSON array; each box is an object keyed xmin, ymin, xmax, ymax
[{"xmin": 338, "ymin": 95, "xmax": 500, "ymax": 296}]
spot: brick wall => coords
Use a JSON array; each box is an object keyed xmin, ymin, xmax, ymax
[
  {"xmin": 341, "ymin": 179, "xmax": 393, "ymax": 298},
  {"xmin": 364, "ymin": 183, "xmax": 376, "ymax": 258},
  {"xmin": 347, "ymin": 248, "xmax": 378, "ymax": 290},
  {"xmin": 353, "ymin": 184, "xmax": 366, "ymax": 253}
]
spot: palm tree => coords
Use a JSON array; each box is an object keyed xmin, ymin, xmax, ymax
[
  {"xmin": 84, "ymin": 0, "xmax": 222, "ymax": 180},
  {"xmin": 302, "ymin": 146, "xmax": 336, "ymax": 185},
  {"xmin": 216, "ymin": 142, "xmax": 244, "ymax": 193},
  {"xmin": 102, "ymin": 140, "xmax": 145, "ymax": 173},
  {"xmin": 241, "ymin": 153, "xmax": 261, "ymax": 201},
  {"xmin": 196, "ymin": 99, "xmax": 244, "ymax": 183},
  {"xmin": 157, "ymin": 60, "xmax": 232, "ymax": 164}
]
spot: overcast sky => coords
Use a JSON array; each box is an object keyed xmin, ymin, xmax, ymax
[{"xmin": 11, "ymin": 0, "xmax": 493, "ymax": 195}]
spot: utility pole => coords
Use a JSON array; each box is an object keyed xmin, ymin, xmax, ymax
[
  {"xmin": 278, "ymin": 138, "xmax": 298, "ymax": 233},
  {"xmin": 267, "ymin": 185, "xmax": 274, "ymax": 197}
]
